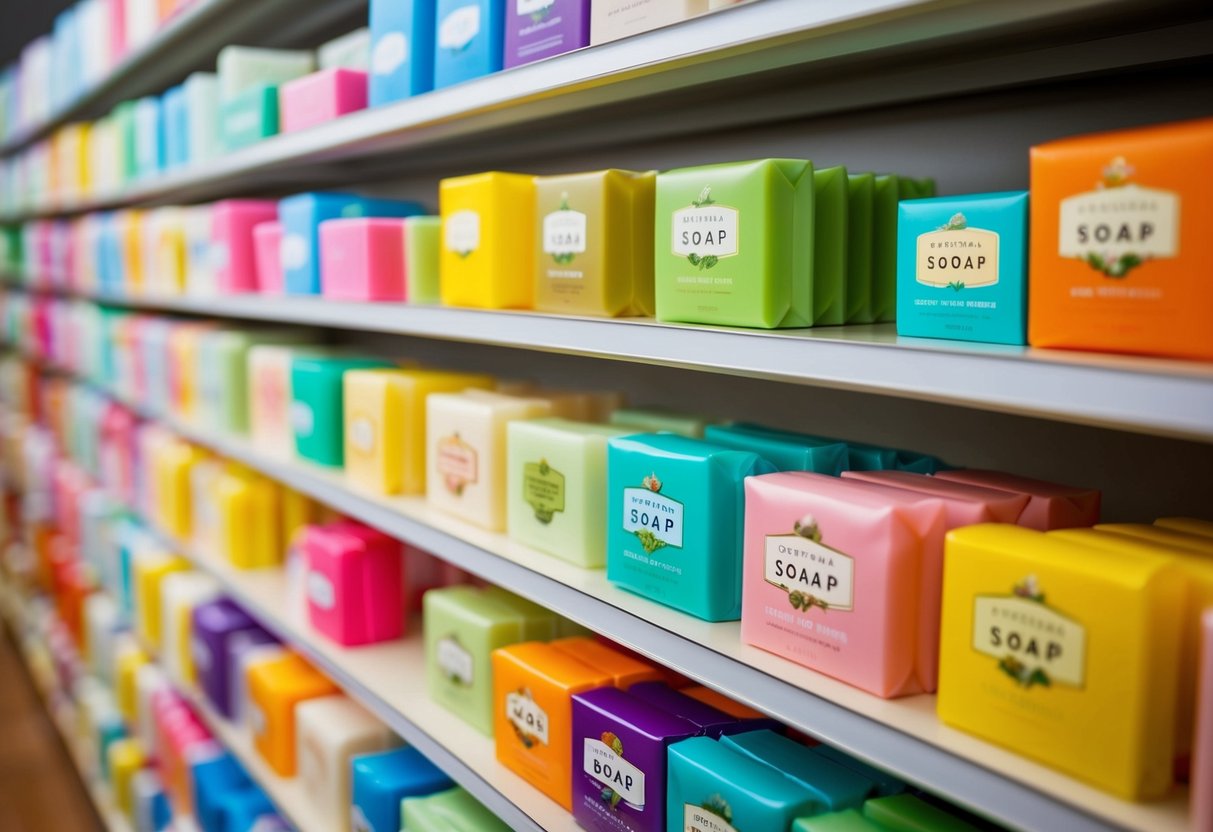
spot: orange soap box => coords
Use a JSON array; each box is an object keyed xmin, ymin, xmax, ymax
[{"xmin": 1029, "ymin": 117, "xmax": 1213, "ymax": 361}]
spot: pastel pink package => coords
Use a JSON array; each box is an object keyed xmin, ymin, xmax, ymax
[
  {"xmin": 933, "ymin": 468, "xmax": 1099, "ymax": 530},
  {"xmin": 319, "ymin": 217, "xmax": 408, "ymax": 301},
  {"xmin": 253, "ymin": 221, "xmax": 284, "ymax": 294},
  {"xmin": 280, "ymin": 68, "xmax": 368, "ymax": 134},
  {"xmin": 211, "ymin": 200, "xmax": 279, "ymax": 294}
]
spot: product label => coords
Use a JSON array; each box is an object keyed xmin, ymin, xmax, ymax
[
  {"xmin": 623, "ymin": 476, "xmax": 683, "ymax": 551},
  {"xmin": 348, "ymin": 416, "xmax": 375, "ymax": 453},
  {"xmin": 1058, "ymin": 158, "xmax": 1179, "ymax": 278},
  {"xmin": 916, "ymin": 214, "xmax": 1000, "ymax": 289},
  {"xmin": 289, "ymin": 401, "xmax": 314, "ymax": 436},
  {"xmin": 439, "ymin": 5, "xmax": 481, "ymax": 51},
  {"xmin": 973, "ymin": 576, "xmax": 1086, "ymax": 689},
  {"xmin": 280, "ymin": 233, "xmax": 308, "ymax": 271},
  {"xmin": 684, "ymin": 803, "xmax": 739, "ymax": 832},
  {"xmin": 435, "ymin": 635, "xmax": 474, "ymax": 686},
  {"xmin": 256, "ymin": 367, "xmax": 288, "ymax": 426},
  {"xmin": 444, "ymin": 210, "xmax": 480, "ymax": 257},
  {"xmin": 306, "ymin": 571, "xmax": 335, "ymax": 610},
  {"xmin": 437, "ymin": 433, "xmax": 478, "ymax": 495},
  {"xmin": 372, "ymin": 33, "xmax": 408, "ymax": 76},
  {"xmin": 507, "ymin": 690, "xmax": 549, "ymax": 746},
  {"xmin": 523, "ymin": 459, "xmax": 565, "ymax": 524},
  {"xmin": 584, "ymin": 737, "xmax": 645, "ymax": 808},
  {"xmin": 517, "ymin": 0, "xmax": 555, "ymax": 14},
  {"xmin": 763, "ymin": 530, "xmax": 854, "ymax": 612},
  {"xmin": 672, "ymin": 187, "xmax": 739, "ymax": 269},
  {"xmin": 543, "ymin": 208, "xmax": 587, "ymax": 263}
]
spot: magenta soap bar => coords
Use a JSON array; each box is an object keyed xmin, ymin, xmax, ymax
[
  {"xmin": 741, "ymin": 472, "xmax": 946, "ymax": 698},
  {"xmin": 280, "ymin": 68, "xmax": 368, "ymax": 134},
  {"xmin": 212, "ymin": 200, "xmax": 279, "ymax": 294},
  {"xmin": 934, "ymin": 468, "xmax": 1100, "ymax": 530},
  {"xmin": 301, "ymin": 521, "xmax": 406, "ymax": 646},
  {"xmin": 320, "ymin": 217, "xmax": 408, "ymax": 301},
  {"xmin": 253, "ymin": 221, "xmax": 284, "ymax": 294}
]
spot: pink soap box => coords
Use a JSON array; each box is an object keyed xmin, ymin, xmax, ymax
[
  {"xmin": 301, "ymin": 521, "xmax": 405, "ymax": 646},
  {"xmin": 319, "ymin": 217, "xmax": 407, "ymax": 301},
  {"xmin": 253, "ymin": 221, "xmax": 283, "ymax": 294},
  {"xmin": 280, "ymin": 68, "xmax": 368, "ymax": 134},
  {"xmin": 211, "ymin": 200, "xmax": 279, "ymax": 294}
]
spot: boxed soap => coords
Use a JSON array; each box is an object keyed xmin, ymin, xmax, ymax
[
  {"xmin": 705, "ymin": 423, "xmax": 847, "ymax": 475},
  {"xmin": 211, "ymin": 200, "xmax": 278, "ymax": 294},
  {"xmin": 439, "ymin": 171, "xmax": 536, "ymax": 309},
  {"xmin": 368, "ymin": 0, "xmax": 436, "ymax": 105},
  {"xmin": 247, "ymin": 652, "xmax": 340, "ymax": 777},
  {"xmin": 184, "ymin": 72, "xmax": 220, "ymax": 165},
  {"xmin": 216, "ymin": 467, "xmax": 282, "ymax": 569},
  {"xmin": 191, "ymin": 753, "xmax": 251, "ymax": 832},
  {"xmin": 1029, "ymin": 118, "xmax": 1213, "ymax": 360},
  {"xmin": 301, "ymin": 521, "xmax": 405, "ymax": 646},
  {"xmin": 404, "ymin": 216, "xmax": 442, "ymax": 303},
  {"xmin": 159, "ymin": 572, "xmax": 220, "ymax": 688},
  {"xmin": 217, "ymin": 45, "xmax": 315, "ymax": 101},
  {"xmin": 433, "ymin": 0, "xmax": 507, "ymax": 89},
  {"xmin": 897, "ymin": 191, "xmax": 1029, "ymax": 345},
  {"xmin": 813, "ymin": 166, "xmax": 848, "ymax": 325},
  {"xmin": 291, "ymin": 355, "xmax": 395, "ymax": 467},
  {"xmin": 871, "ymin": 174, "xmax": 899, "ymax": 323},
  {"xmin": 401, "ymin": 786, "xmax": 511, "ymax": 831},
  {"xmin": 590, "ymin": 0, "xmax": 708, "ymax": 45},
  {"xmin": 319, "ymin": 217, "xmax": 407, "ymax": 300},
  {"xmin": 720, "ymin": 729, "xmax": 874, "ymax": 814},
  {"xmin": 280, "ymin": 68, "xmax": 367, "ymax": 134},
  {"xmin": 505, "ymin": 0, "xmax": 590, "ymax": 68},
  {"xmin": 810, "ymin": 745, "xmax": 905, "ymax": 797},
  {"xmin": 248, "ymin": 344, "xmax": 323, "ymax": 459},
  {"xmin": 550, "ymin": 637, "xmax": 661, "ymax": 688},
  {"xmin": 218, "ymin": 84, "xmax": 280, "ymax": 152},
  {"xmin": 253, "ymin": 221, "xmax": 283, "ymax": 294},
  {"xmin": 131, "ymin": 549, "xmax": 191, "ymax": 652},
  {"xmin": 351, "ymin": 746, "xmax": 454, "ymax": 832},
  {"xmin": 192, "ymin": 597, "xmax": 267, "ymax": 718},
  {"xmin": 533, "ymin": 169, "xmax": 655, "ymax": 317},
  {"xmin": 933, "ymin": 468, "xmax": 1099, "ymax": 530},
  {"xmin": 606, "ymin": 433, "xmax": 775, "ymax": 622},
  {"xmin": 937, "ymin": 524, "xmax": 1183, "ymax": 798},
  {"xmin": 319, "ymin": 27, "xmax": 371, "ymax": 71}
]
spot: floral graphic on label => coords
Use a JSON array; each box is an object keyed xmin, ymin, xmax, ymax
[
  {"xmin": 436, "ymin": 433, "xmax": 478, "ymax": 495},
  {"xmin": 915, "ymin": 212, "xmax": 1000, "ymax": 291},
  {"xmin": 764, "ymin": 515, "xmax": 854, "ymax": 613},
  {"xmin": 436, "ymin": 634, "xmax": 474, "ymax": 686},
  {"xmin": 1058, "ymin": 155, "xmax": 1179, "ymax": 278},
  {"xmin": 543, "ymin": 193, "xmax": 587, "ymax": 265},
  {"xmin": 507, "ymin": 688, "xmax": 549, "ymax": 748},
  {"xmin": 685, "ymin": 796, "xmax": 738, "ymax": 832},
  {"xmin": 585, "ymin": 733, "xmax": 645, "ymax": 810},
  {"xmin": 523, "ymin": 458, "xmax": 565, "ymax": 524},
  {"xmin": 972, "ymin": 575, "xmax": 1087, "ymax": 690},
  {"xmin": 623, "ymin": 473, "xmax": 684, "ymax": 553},
  {"xmin": 444, "ymin": 210, "xmax": 480, "ymax": 258},
  {"xmin": 439, "ymin": 5, "xmax": 481, "ymax": 51},
  {"xmin": 672, "ymin": 186, "xmax": 739, "ymax": 270}
]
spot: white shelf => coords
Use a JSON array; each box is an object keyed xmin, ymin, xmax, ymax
[
  {"xmin": 34, "ymin": 361, "xmax": 1189, "ymax": 832},
  {"xmin": 4, "ymin": 0, "xmax": 1203, "ymax": 220}
]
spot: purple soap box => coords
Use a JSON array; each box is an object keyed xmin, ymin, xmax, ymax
[{"xmin": 504, "ymin": 0, "xmax": 590, "ymax": 68}]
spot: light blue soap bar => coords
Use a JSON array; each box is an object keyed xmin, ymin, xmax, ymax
[
  {"xmin": 433, "ymin": 0, "xmax": 506, "ymax": 90},
  {"xmin": 606, "ymin": 433, "xmax": 775, "ymax": 622},
  {"xmin": 369, "ymin": 0, "xmax": 437, "ymax": 105},
  {"xmin": 896, "ymin": 191, "xmax": 1028, "ymax": 345}
]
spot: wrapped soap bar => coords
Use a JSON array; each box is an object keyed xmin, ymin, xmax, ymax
[
  {"xmin": 320, "ymin": 217, "xmax": 407, "ymax": 300},
  {"xmin": 845, "ymin": 174, "xmax": 874, "ymax": 323},
  {"xmin": 433, "ymin": 0, "xmax": 506, "ymax": 89},
  {"xmin": 253, "ymin": 221, "xmax": 283, "ymax": 293},
  {"xmin": 216, "ymin": 467, "xmax": 282, "ymax": 569},
  {"xmin": 506, "ymin": 418, "xmax": 627, "ymax": 567},
  {"xmin": 627, "ymin": 682, "xmax": 742, "ymax": 737},
  {"xmin": 211, "ymin": 200, "xmax": 278, "ymax": 294},
  {"xmin": 871, "ymin": 174, "xmax": 899, "ymax": 323},
  {"xmin": 741, "ymin": 472, "xmax": 945, "ymax": 697},
  {"xmin": 191, "ymin": 753, "xmax": 251, "ymax": 832},
  {"xmin": 655, "ymin": 159, "xmax": 813, "ymax": 329},
  {"xmin": 571, "ymin": 686, "xmax": 698, "ymax": 832},
  {"xmin": 810, "ymin": 745, "xmax": 905, "ymax": 797},
  {"xmin": 404, "ymin": 216, "xmax": 442, "ymax": 303},
  {"xmin": 184, "ymin": 72, "xmax": 220, "ymax": 165},
  {"xmin": 933, "ymin": 468, "xmax": 1099, "ymax": 530},
  {"xmin": 813, "ymin": 166, "xmax": 847, "ymax": 325},
  {"xmin": 937, "ymin": 524, "xmax": 1183, "ymax": 798},
  {"xmin": 131, "ymin": 549, "xmax": 191, "ymax": 652},
  {"xmin": 291, "ymin": 355, "xmax": 395, "ymax": 466},
  {"xmin": 550, "ymin": 637, "xmax": 661, "ymax": 688},
  {"xmin": 368, "ymin": 0, "xmax": 436, "ymax": 105},
  {"xmin": 192, "ymin": 598, "xmax": 268, "ymax": 718},
  {"xmin": 319, "ymin": 28, "xmax": 371, "ymax": 71},
  {"xmin": 720, "ymin": 729, "xmax": 874, "ymax": 813},
  {"xmin": 351, "ymin": 746, "xmax": 454, "ymax": 832},
  {"xmin": 606, "ymin": 434, "xmax": 775, "ymax": 621},
  {"xmin": 248, "ymin": 345, "xmax": 334, "ymax": 459},
  {"xmin": 196, "ymin": 329, "xmax": 307, "ymax": 434},
  {"xmin": 439, "ymin": 171, "xmax": 536, "ymax": 309},
  {"xmin": 533, "ymin": 169, "xmax": 655, "ymax": 317},
  {"xmin": 247, "ymin": 652, "xmax": 339, "ymax": 777},
  {"xmin": 608, "ymin": 407, "xmax": 707, "ymax": 438},
  {"xmin": 300, "ymin": 521, "xmax": 405, "ymax": 646},
  {"xmin": 159, "ymin": 572, "xmax": 220, "ymax": 688},
  {"xmin": 705, "ymin": 423, "xmax": 847, "ymax": 475},
  {"xmin": 280, "ymin": 68, "xmax": 367, "ymax": 134}
]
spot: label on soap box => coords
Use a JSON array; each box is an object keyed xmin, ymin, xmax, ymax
[
  {"xmin": 763, "ymin": 525, "xmax": 854, "ymax": 612},
  {"xmin": 372, "ymin": 33, "xmax": 408, "ymax": 77},
  {"xmin": 523, "ymin": 459, "xmax": 566, "ymax": 523},
  {"xmin": 307, "ymin": 571, "xmax": 336, "ymax": 609},
  {"xmin": 916, "ymin": 214, "xmax": 999, "ymax": 289},
  {"xmin": 622, "ymin": 475, "xmax": 684, "ymax": 550},
  {"xmin": 439, "ymin": 5, "xmax": 482, "ymax": 51},
  {"xmin": 518, "ymin": 0, "xmax": 555, "ymax": 13},
  {"xmin": 1059, "ymin": 178, "xmax": 1179, "ymax": 278},
  {"xmin": 436, "ymin": 635, "xmax": 474, "ymax": 685},
  {"xmin": 972, "ymin": 575, "xmax": 1087, "ymax": 689},
  {"xmin": 672, "ymin": 186, "xmax": 739, "ymax": 268},
  {"xmin": 583, "ymin": 737, "xmax": 645, "ymax": 809},
  {"xmin": 348, "ymin": 417, "xmax": 375, "ymax": 453},
  {"xmin": 507, "ymin": 689, "xmax": 550, "ymax": 746},
  {"xmin": 684, "ymin": 802, "xmax": 740, "ymax": 832},
  {"xmin": 437, "ymin": 434, "xmax": 479, "ymax": 495},
  {"xmin": 281, "ymin": 234, "xmax": 308, "ymax": 270},
  {"xmin": 543, "ymin": 204, "xmax": 587, "ymax": 263},
  {"xmin": 290, "ymin": 401, "xmax": 314, "ymax": 436},
  {"xmin": 444, "ymin": 210, "xmax": 481, "ymax": 257}
]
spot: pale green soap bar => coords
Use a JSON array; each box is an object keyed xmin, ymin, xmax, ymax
[
  {"xmin": 845, "ymin": 173, "xmax": 874, "ymax": 324},
  {"xmin": 872, "ymin": 174, "xmax": 900, "ymax": 323},
  {"xmin": 655, "ymin": 159, "xmax": 814, "ymax": 329},
  {"xmin": 197, "ymin": 330, "xmax": 309, "ymax": 435},
  {"xmin": 792, "ymin": 809, "xmax": 884, "ymax": 832},
  {"xmin": 863, "ymin": 793, "xmax": 979, "ymax": 832},
  {"xmin": 217, "ymin": 45, "xmax": 314, "ymax": 100},
  {"xmin": 813, "ymin": 166, "xmax": 848, "ymax": 325},
  {"xmin": 405, "ymin": 216, "xmax": 441, "ymax": 304},
  {"xmin": 480, "ymin": 585, "xmax": 560, "ymax": 640},
  {"xmin": 402, "ymin": 786, "xmax": 510, "ymax": 832},
  {"xmin": 506, "ymin": 418, "xmax": 629, "ymax": 568},
  {"xmin": 608, "ymin": 408, "xmax": 707, "ymax": 438}
]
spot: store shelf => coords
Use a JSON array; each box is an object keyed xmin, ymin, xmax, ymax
[
  {"xmin": 0, "ymin": 0, "xmax": 367, "ymax": 158},
  {"xmin": 4, "ymin": 0, "xmax": 1206, "ymax": 220},
  {"xmin": 29, "ymin": 360, "xmax": 1186, "ymax": 832}
]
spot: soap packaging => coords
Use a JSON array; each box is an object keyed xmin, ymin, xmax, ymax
[
  {"xmin": 159, "ymin": 572, "xmax": 221, "ymax": 688},
  {"xmin": 606, "ymin": 434, "xmax": 775, "ymax": 622},
  {"xmin": 191, "ymin": 597, "xmax": 267, "ymax": 718},
  {"xmin": 247, "ymin": 651, "xmax": 340, "ymax": 776},
  {"xmin": 811, "ymin": 166, "xmax": 848, "ymax": 325},
  {"xmin": 937, "ymin": 524, "xmax": 1183, "ymax": 799},
  {"xmin": 295, "ymin": 696, "xmax": 397, "ymax": 832},
  {"xmin": 794, "ymin": 794, "xmax": 979, "ymax": 832},
  {"xmin": 211, "ymin": 200, "xmax": 279, "ymax": 294},
  {"xmin": 504, "ymin": 0, "xmax": 590, "ymax": 68},
  {"xmin": 280, "ymin": 67, "xmax": 368, "ymax": 134},
  {"xmin": 870, "ymin": 174, "xmax": 899, "ymax": 322},
  {"xmin": 248, "ymin": 344, "xmax": 332, "ymax": 459},
  {"xmin": 1195, "ymin": 610, "xmax": 1213, "ymax": 829},
  {"xmin": 550, "ymin": 637, "xmax": 662, "ymax": 688},
  {"xmin": 300, "ymin": 521, "xmax": 405, "ymax": 646},
  {"xmin": 628, "ymin": 681, "xmax": 775, "ymax": 737},
  {"xmin": 219, "ymin": 84, "xmax": 280, "ymax": 152},
  {"xmin": 253, "ymin": 222, "xmax": 283, "ymax": 294},
  {"xmin": 897, "ymin": 191, "xmax": 1029, "ymax": 344},
  {"xmin": 721, "ymin": 729, "xmax": 875, "ymax": 814},
  {"xmin": 368, "ymin": 0, "xmax": 436, "ymax": 105},
  {"xmin": 184, "ymin": 204, "xmax": 218, "ymax": 295},
  {"xmin": 506, "ymin": 418, "xmax": 628, "ymax": 567},
  {"xmin": 590, "ymin": 0, "xmax": 708, "ymax": 44},
  {"xmin": 704, "ymin": 423, "xmax": 847, "ymax": 475},
  {"xmin": 533, "ymin": 169, "xmax": 655, "ymax": 317},
  {"xmin": 319, "ymin": 217, "xmax": 408, "ymax": 300},
  {"xmin": 433, "ymin": 0, "xmax": 507, "ymax": 89},
  {"xmin": 216, "ymin": 45, "xmax": 315, "ymax": 101},
  {"xmin": 216, "ymin": 467, "xmax": 283, "ymax": 569},
  {"xmin": 426, "ymin": 389, "xmax": 554, "ymax": 530},
  {"xmin": 439, "ymin": 172, "xmax": 536, "ymax": 309},
  {"xmin": 319, "ymin": 27, "xmax": 371, "ymax": 71},
  {"xmin": 191, "ymin": 753, "xmax": 252, "ymax": 832},
  {"xmin": 741, "ymin": 472, "xmax": 946, "ymax": 697},
  {"xmin": 184, "ymin": 72, "xmax": 220, "ymax": 165},
  {"xmin": 351, "ymin": 746, "xmax": 455, "ymax": 832},
  {"xmin": 570, "ymin": 686, "xmax": 698, "ymax": 832},
  {"xmin": 278, "ymin": 192, "xmax": 425, "ymax": 296},
  {"xmin": 933, "ymin": 468, "xmax": 1100, "ymax": 530},
  {"xmin": 196, "ymin": 329, "xmax": 307, "ymax": 434},
  {"xmin": 608, "ymin": 408, "xmax": 707, "ymax": 438},
  {"xmin": 291, "ymin": 355, "xmax": 396, "ymax": 466},
  {"xmin": 492, "ymin": 641, "xmax": 613, "ymax": 809},
  {"xmin": 401, "ymin": 786, "xmax": 511, "ymax": 831},
  {"xmin": 228, "ymin": 635, "xmax": 284, "ymax": 727},
  {"xmin": 404, "ymin": 216, "xmax": 442, "ymax": 303},
  {"xmin": 655, "ymin": 159, "xmax": 814, "ymax": 329},
  {"xmin": 1029, "ymin": 117, "xmax": 1213, "ymax": 360},
  {"xmin": 132, "ymin": 548, "xmax": 191, "ymax": 652}
]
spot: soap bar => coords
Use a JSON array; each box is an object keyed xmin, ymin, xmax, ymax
[
  {"xmin": 742, "ymin": 472, "xmax": 945, "ymax": 697},
  {"xmin": 810, "ymin": 746, "xmax": 905, "ymax": 797},
  {"xmin": 368, "ymin": 0, "xmax": 436, "ymax": 104},
  {"xmin": 861, "ymin": 793, "xmax": 979, "ymax": 832},
  {"xmin": 197, "ymin": 330, "xmax": 307, "ymax": 434},
  {"xmin": 608, "ymin": 408, "xmax": 707, "ymax": 438},
  {"xmin": 401, "ymin": 786, "xmax": 511, "ymax": 832},
  {"xmin": 351, "ymin": 746, "xmax": 454, "ymax": 832},
  {"xmin": 433, "ymin": 0, "xmax": 507, "ymax": 89},
  {"xmin": 426, "ymin": 390, "xmax": 553, "ymax": 530},
  {"xmin": 679, "ymin": 686, "xmax": 781, "ymax": 728},
  {"xmin": 107, "ymin": 739, "xmax": 146, "ymax": 816},
  {"xmin": 1029, "ymin": 117, "xmax": 1213, "ymax": 360},
  {"xmin": 249, "ymin": 345, "xmax": 331, "ymax": 459},
  {"xmin": 280, "ymin": 68, "xmax": 367, "ymax": 134},
  {"xmin": 320, "ymin": 217, "xmax": 407, "ymax": 300},
  {"xmin": 253, "ymin": 221, "xmax": 284, "ymax": 294},
  {"xmin": 192, "ymin": 598, "xmax": 267, "ymax": 718},
  {"xmin": 937, "ymin": 524, "xmax": 1183, "ymax": 798},
  {"xmin": 481, "ymin": 586, "xmax": 562, "ymax": 640},
  {"xmin": 291, "ymin": 355, "xmax": 395, "ymax": 466},
  {"xmin": 132, "ymin": 770, "xmax": 171, "ymax": 832},
  {"xmin": 219, "ymin": 84, "xmax": 279, "ymax": 152},
  {"xmin": 626, "ymin": 683, "xmax": 739, "ymax": 738},
  {"xmin": 933, "ymin": 468, "xmax": 1099, "ymax": 530},
  {"xmin": 590, "ymin": 0, "xmax": 708, "ymax": 44},
  {"xmin": 247, "ymin": 652, "xmax": 340, "ymax": 777},
  {"xmin": 191, "ymin": 753, "xmax": 251, "ymax": 832},
  {"xmin": 133, "ymin": 96, "xmax": 163, "ymax": 179},
  {"xmin": 216, "ymin": 467, "xmax": 283, "ymax": 569},
  {"xmin": 606, "ymin": 434, "xmax": 775, "ymax": 622},
  {"xmin": 159, "ymin": 572, "xmax": 220, "ymax": 688},
  {"xmin": 404, "ymin": 216, "xmax": 442, "ymax": 303},
  {"xmin": 211, "ymin": 200, "xmax": 279, "ymax": 294},
  {"xmin": 571, "ymin": 686, "xmax": 698, "ymax": 832},
  {"xmin": 184, "ymin": 72, "xmax": 220, "ymax": 165},
  {"xmin": 897, "ymin": 191, "xmax": 1029, "ymax": 345},
  {"xmin": 533, "ymin": 169, "xmax": 655, "ymax": 317},
  {"xmin": 492, "ymin": 641, "xmax": 613, "ymax": 809},
  {"xmin": 217, "ymin": 45, "xmax": 315, "ymax": 101},
  {"xmin": 296, "ymin": 695, "xmax": 397, "ymax": 832},
  {"xmin": 506, "ymin": 418, "xmax": 627, "ymax": 567},
  {"xmin": 505, "ymin": 0, "xmax": 590, "ymax": 68},
  {"xmin": 132, "ymin": 549, "xmax": 191, "ymax": 652},
  {"xmin": 871, "ymin": 174, "xmax": 899, "ymax": 323},
  {"xmin": 667, "ymin": 736, "xmax": 819, "ymax": 832},
  {"xmin": 656, "ymin": 159, "xmax": 814, "ymax": 328},
  {"xmin": 812, "ymin": 166, "xmax": 847, "ymax": 325},
  {"xmin": 439, "ymin": 172, "xmax": 536, "ymax": 309},
  {"xmin": 184, "ymin": 205, "xmax": 217, "ymax": 295},
  {"xmin": 721, "ymin": 730, "xmax": 873, "ymax": 814},
  {"xmin": 844, "ymin": 174, "xmax": 875, "ymax": 323},
  {"xmin": 705, "ymin": 423, "xmax": 847, "ymax": 475},
  {"xmin": 319, "ymin": 27, "xmax": 371, "ymax": 71},
  {"xmin": 344, "ymin": 367, "xmax": 495, "ymax": 495},
  {"xmin": 301, "ymin": 521, "xmax": 405, "ymax": 646},
  {"xmin": 550, "ymin": 637, "xmax": 661, "ymax": 688}
]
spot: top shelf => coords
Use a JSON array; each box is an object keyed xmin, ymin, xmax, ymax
[{"xmin": 4, "ymin": 0, "xmax": 1206, "ymax": 220}]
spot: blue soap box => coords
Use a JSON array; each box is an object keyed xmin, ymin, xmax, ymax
[
  {"xmin": 433, "ymin": 0, "xmax": 506, "ymax": 89},
  {"xmin": 369, "ymin": 0, "xmax": 437, "ymax": 105}
]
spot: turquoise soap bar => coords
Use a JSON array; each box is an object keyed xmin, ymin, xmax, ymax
[
  {"xmin": 704, "ymin": 424, "xmax": 847, "ymax": 475},
  {"xmin": 720, "ymin": 730, "xmax": 875, "ymax": 813},
  {"xmin": 722, "ymin": 423, "xmax": 943, "ymax": 474},
  {"xmin": 896, "ymin": 191, "xmax": 1028, "ymax": 346},
  {"xmin": 291, "ymin": 356, "xmax": 394, "ymax": 466},
  {"xmin": 811, "ymin": 745, "xmax": 905, "ymax": 797},
  {"xmin": 606, "ymin": 434, "xmax": 774, "ymax": 622},
  {"xmin": 219, "ymin": 84, "xmax": 279, "ymax": 152}
]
